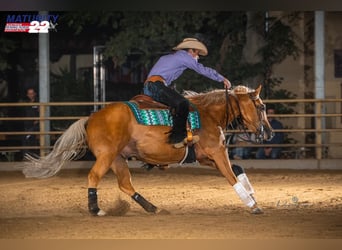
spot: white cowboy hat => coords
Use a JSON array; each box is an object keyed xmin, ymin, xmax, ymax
[{"xmin": 173, "ymin": 38, "xmax": 208, "ymax": 56}]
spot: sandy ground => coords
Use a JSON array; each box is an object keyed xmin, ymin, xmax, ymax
[{"xmin": 0, "ymin": 164, "xmax": 341, "ymax": 239}]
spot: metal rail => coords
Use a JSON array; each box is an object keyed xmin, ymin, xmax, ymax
[{"xmin": 0, "ymin": 99, "xmax": 341, "ymax": 160}]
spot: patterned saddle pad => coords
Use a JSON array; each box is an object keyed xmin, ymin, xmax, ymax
[{"xmin": 124, "ymin": 101, "xmax": 201, "ymax": 130}]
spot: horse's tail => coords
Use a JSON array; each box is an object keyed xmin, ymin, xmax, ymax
[{"xmin": 22, "ymin": 117, "xmax": 89, "ymax": 179}]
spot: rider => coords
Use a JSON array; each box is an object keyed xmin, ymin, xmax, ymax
[{"xmin": 143, "ymin": 38, "xmax": 231, "ymax": 148}]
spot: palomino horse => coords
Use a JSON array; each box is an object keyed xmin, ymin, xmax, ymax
[{"xmin": 23, "ymin": 85, "xmax": 273, "ymax": 215}]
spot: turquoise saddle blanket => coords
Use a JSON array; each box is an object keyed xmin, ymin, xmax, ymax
[{"xmin": 124, "ymin": 101, "xmax": 201, "ymax": 130}]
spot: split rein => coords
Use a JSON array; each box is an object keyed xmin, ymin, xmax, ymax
[{"xmin": 224, "ymin": 87, "xmax": 258, "ymax": 145}]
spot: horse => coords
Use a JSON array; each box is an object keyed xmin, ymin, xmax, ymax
[{"xmin": 23, "ymin": 84, "xmax": 273, "ymax": 215}]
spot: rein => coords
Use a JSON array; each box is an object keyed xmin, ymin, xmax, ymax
[
  {"xmin": 224, "ymin": 88, "xmax": 257, "ymax": 145},
  {"xmin": 224, "ymin": 87, "xmax": 230, "ymax": 130}
]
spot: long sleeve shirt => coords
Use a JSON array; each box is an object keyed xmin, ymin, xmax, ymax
[{"xmin": 148, "ymin": 50, "xmax": 225, "ymax": 86}]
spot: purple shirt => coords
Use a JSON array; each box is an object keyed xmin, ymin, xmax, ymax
[{"xmin": 148, "ymin": 50, "xmax": 225, "ymax": 86}]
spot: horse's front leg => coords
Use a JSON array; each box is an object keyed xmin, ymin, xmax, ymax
[
  {"xmin": 203, "ymin": 144, "xmax": 262, "ymax": 214},
  {"xmin": 111, "ymin": 156, "xmax": 159, "ymax": 214}
]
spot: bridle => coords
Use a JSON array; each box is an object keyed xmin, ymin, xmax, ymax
[{"xmin": 224, "ymin": 88, "xmax": 266, "ymax": 145}]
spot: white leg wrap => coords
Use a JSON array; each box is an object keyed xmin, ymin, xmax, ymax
[
  {"xmin": 233, "ymin": 182, "xmax": 256, "ymax": 208},
  {"xmin": 237, "ymin": 173, "xmax": 255, "ymax": 195}
]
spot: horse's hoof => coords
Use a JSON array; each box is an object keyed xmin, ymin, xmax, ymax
[
  {"xmin": 251, "ymin": 207, "xmax": 263, "ymax": 214},
  {"xmin": 97, "ymin": 209, "xmax": 107, "ymax": 216}
]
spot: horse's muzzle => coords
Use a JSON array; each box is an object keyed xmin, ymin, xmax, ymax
[
  {"xmin": 255, "ymin": 128, "xmax": 264, "ymax": 144},
  {"xmin": 265, "ymin": 128, "xmax": 274, "ymax": 141},
  {"xmin": 255, "ymin": 126, "xmax": 273, "ymax": 143}
]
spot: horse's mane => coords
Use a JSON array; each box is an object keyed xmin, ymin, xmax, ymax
[{"xmin": 184, "ymin": 85, "xmax": 254, "ymax": 107}]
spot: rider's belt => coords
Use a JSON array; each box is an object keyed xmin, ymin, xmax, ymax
[{"xmin": 145, "ymin": 75, "xmax": 165, "ymax": 84}]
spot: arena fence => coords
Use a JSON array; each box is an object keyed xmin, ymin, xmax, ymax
[{"xmin": 0, "ymin": 99, "xmax": 341, "ymax": 162}]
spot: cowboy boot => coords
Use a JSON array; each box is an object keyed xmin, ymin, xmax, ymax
[
  {"xmin": 168, "ymin": 112, "xmax": 187, "ymax": 143},
  {"xmin": 169, "ymin": 113, "xmax": 200, "ymax": 148}
]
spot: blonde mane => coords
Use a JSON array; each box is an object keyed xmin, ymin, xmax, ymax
[{"xmin": 184, "ymin": 85, "xmax": 254, "ymax": 107}]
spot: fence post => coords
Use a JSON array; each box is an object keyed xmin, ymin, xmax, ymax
[
  {"xmin": 315, "ymin": 102, "xmax": 322, "ymax": 160},
  {"xmin": 39, "ymin": 104, "xmax": 46, "ymax": 157}
]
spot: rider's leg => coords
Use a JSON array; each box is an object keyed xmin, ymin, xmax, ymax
[
  {"xmin": 144, "ymin": 81, "xmax": 190, "ymax": 144},
  {"xmin": 168, "ymin": 98, "xmax": 189, "ymax": 144}
]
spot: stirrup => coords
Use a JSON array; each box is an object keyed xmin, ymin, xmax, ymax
[{"xmin": 173, "ymin": 135, "xmax": 200, "ymax": 149}]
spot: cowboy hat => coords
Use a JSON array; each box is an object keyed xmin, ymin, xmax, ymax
[{"xmin": 173, "ymin": 38, "xmax": 208, "ymax": 56}]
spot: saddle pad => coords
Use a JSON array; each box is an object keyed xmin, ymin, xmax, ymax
[{"xmin": 124, "ymin": 101, "xmax": 201, "ymax": 130}]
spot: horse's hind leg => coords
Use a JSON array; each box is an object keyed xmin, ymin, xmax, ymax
[
  {"xmin": 111, "ymin": 157, "xmax": 158, "ymax": 213},
  {"xmin": 88, "ymin": 153, "xmax": 114, "ymax": 216}
]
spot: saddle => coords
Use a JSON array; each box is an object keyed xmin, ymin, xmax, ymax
[{"xmin": 127, "ymin": 95, "xmax": 200, "ymax": 148}]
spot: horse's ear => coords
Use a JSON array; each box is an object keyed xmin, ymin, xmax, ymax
[{"xmin": 255, "ymin": 84, "xmax": 262, "ymax": 95}]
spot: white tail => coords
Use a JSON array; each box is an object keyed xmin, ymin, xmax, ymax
[{"xmin": 22, "ymin": 118, "xmax": 89, "ymax": 178}]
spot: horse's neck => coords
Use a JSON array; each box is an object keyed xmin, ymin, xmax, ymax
[
  {"xmin": 197, "ymin": 102, "xmax": 228, "ymax": 129},
  {"xmin": 189, "ymin": 93, "xmax": 240, "ymax": 129}
]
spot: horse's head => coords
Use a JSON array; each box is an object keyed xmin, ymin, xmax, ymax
[
  {"xmin": 231, "ymin": 85, "xmax": 274, "ymax": 143},
  {"xmin": 184, "ymin": 85, "xmax": 274, "ymax": 143}
]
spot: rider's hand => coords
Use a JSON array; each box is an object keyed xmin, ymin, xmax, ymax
[{"xmin": 223, "ymin": 78, "xmax": 231, "ymax": 89}]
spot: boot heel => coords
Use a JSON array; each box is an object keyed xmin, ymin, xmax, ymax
[
  {"xmin": 173, "ymin": 141, "xmax": 185, "ymax": 148},
  {"xmin": 173, "ymin": 135, "xmax": 200, "ymax": 148},
  {"xmin": 191, "ymin": 135, "xmax": 200, "ymax": 144}
]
